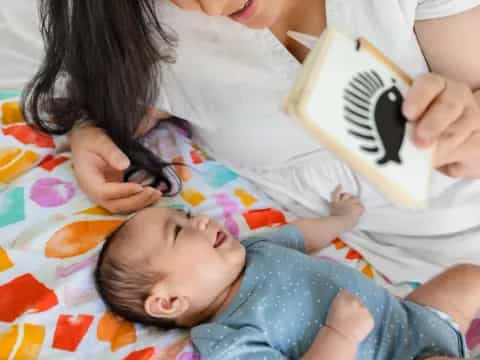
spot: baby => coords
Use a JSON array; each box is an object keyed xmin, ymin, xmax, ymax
[{"xmin": 95, "ymin": 189, "xmax": 477, "ymax": 359}]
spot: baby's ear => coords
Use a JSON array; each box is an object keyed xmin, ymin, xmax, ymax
[{"xmin": 144, "ymin": 286, "xmax": 190, "ymax": 319}]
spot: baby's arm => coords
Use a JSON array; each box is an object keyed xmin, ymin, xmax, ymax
[
  {"xmin": 293, "ymin": 187, "xmax": 364, "ymax": 254},
  {"xmin": 301, "ymin": 291, "xmax": 374, "ymax": 360}
]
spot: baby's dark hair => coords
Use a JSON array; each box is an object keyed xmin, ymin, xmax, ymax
[{"xmin": 94, "ymin": 223, "xmax": 178, "ymax": 330}]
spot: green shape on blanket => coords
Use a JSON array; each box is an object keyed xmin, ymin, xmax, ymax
[
  {"xmin": 0, "ymin": 187, "xmax": 25, "ymax": 227},
  {"xmin": 167, "ymin": 204, "xmax": 188, "ymax": 211},
  {"xmin": 203, "ymin": 162, "xmax": 239, "ymax": 188},
  {"xmin": 0, "ymin": 91, "xmax": 20, "ymax": 101},
  {"xmin": 409, "ymin": 281, "xmax": 421, "ymax": 289}
]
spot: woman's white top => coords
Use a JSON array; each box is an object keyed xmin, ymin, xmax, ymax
[{"xmin": 156, "ymin": 0, "xmax": 480, "ymax": 282}]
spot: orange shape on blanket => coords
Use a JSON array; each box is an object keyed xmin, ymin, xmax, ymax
[
  {"xmin": 362, "ymin": 264, "xmax": 374, "ymax": 279},
  {"xmin": 124, "ymin": 347, "xmax": 155, "ymax": 360},
  {"xmin": 39, "ymin": 155, "xmax": 69, "ymax": 172},
  {"xmin": 332, "ymin": 238, "xmax": 346, "ymax": 250},
  {"xmin": 1, "ymin": 102, "xmax": 24, "ymax": 125},
  {"xmin": 2, "ymin": 124, "xmax": 55, "ymax": 148},
  {"xmin": 52, "ymin": 314, "xmax": 94, "ymax": 352},
  {"xmin": 0, "ymin": 273, "xmax": 58, "ymax": 322},
  {"xmin": 242, "ymin": 208, "xmax": 287, "ymax": 230},
  {"xmin": 345, "ymin": 249, "xmax": 363, "ymax": 260},
  {"xmin": 234, "ymin": 189, "xmax": 257, "ymax": 207},
  {"xmin": 0, "ymin": 325, "xmax": 18, "ymax": 359},
  {"xmin": 97, "ymin": 312, "xmax": 137, "ymax": 352},
  {"xmin": 76, "ymin": 206, "xmax": 112, "ymax": 216},
  {"xmin": 45, "ymin": 220, "xmax": 124, "ymax": 259},
  {"xmin": 173, "ymin": 156, "xmax": 192, "ymax": 182},
  {"xmin": 0, "ymin": 247, "xmax": 14, "ymax": 271},
  {"xmin": 13, "ymin": 323, "xmax": 45, "ymax": 360},
  {"xmin": 0, "ymin": 147, "xmax": 39, "ymax": 184},
  {"xmin": 180, "ymin": 189, "xmax": 206, "ymax": 207}
]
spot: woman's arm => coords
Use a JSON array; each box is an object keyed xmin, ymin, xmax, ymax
[
  {"xmin": 414, "ymin": 6, "xmax": 480, "ymax": 90},
  {"xmin": 401, "ymin": 6, "xmax": 480, "ymax": 178}
]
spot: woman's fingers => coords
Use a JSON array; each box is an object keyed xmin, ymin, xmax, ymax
[
  {"xmin": 403, "ymin": 73, "xmax": 447, "ymax": 122},
  {"xmin": 434, "ymin": 109, "xmax": 479, "ymax": 167},
  {"xmin": 413, "ymin": 81, "xmax": 467, "ymax": 147},
  {"xmin": 103, "ymin": 187, "xmax": 162, "ymax": 214},
  {"xmin": 94, "ymin": 133, "xmax": 130, "ymax": 171},
  {"xmin": 99, "ymin": 182, "xmax": 145, "ymax": 201},
  {"xmin": 436, "ymin": 132, "xmax": 480, "ymax": 178}
]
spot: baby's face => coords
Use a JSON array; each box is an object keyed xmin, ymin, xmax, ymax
[{"xmin": 116, "ymin": 207, "xmax": 246, "ymax": 310}]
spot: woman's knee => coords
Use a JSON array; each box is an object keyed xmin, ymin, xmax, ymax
[{"xmin": 446, "ymin": 263, "xmax": 480, "ymax": 279}]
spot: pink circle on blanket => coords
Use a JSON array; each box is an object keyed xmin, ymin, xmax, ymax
[
  {"xmin": 30, "ymin": 177, "xmax": 75, "ymax": 207},
  {"xmin": 178, "ymin": 353, "xmax": 201, "ymax": 360}
]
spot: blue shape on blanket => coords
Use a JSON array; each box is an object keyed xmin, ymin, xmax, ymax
[
  {"xmin": 202, "ymin": 162, "xmax": 239, "ymax": 188},
  {"xmin": 0, "ymin": 187, "xmax": 25, "ymax": 227}
]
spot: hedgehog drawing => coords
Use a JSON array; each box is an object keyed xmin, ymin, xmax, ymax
[{"xmin": 343, "ymin": 70, "xmax": 407, "ymax": 165}]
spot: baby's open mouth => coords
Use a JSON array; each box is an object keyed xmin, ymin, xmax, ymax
[{"xmin": 214, "ymin": 231, "xmax": 227, "ymax": 248}]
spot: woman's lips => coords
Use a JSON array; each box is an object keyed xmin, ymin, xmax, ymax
[{"xmin": 229, "ymin": 0, "xmax": 255, "ymax": 22}]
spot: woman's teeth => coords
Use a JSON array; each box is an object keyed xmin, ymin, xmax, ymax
[{"xmin": 233, "ymin": 0, "xmax": 251, "ymax": 15}]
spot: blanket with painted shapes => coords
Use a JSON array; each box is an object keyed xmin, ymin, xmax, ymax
[{"xmin": 0, "ymin": 95, "xmax": 479, "ymax": 359}]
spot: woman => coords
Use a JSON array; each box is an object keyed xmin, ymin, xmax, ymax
[{"xmin": 24, "ymin": 0, "xmax": 480, "ymax": 283}]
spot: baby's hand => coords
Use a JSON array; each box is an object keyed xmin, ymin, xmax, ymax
[
  {"xmin": 329, "ymin": 186, "xmax": 364, "ymax": 229},
  {"xmin": 326, "ymin": 290, "xmax": 374, "ymax": 344}
]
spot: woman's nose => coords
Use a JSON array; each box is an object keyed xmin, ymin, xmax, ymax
[{"xmin": 199, "ymin": 0, "xmax": 228, "ymax": 16}]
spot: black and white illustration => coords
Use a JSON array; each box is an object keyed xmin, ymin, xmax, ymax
[{"xmin": 344, "ymin": 70, "xmax": 407, "ymax": 166}]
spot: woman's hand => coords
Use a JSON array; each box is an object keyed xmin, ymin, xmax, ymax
[
  {"xmin": 70, "ymin": 126, "xmax": 162, "ymax": 214},
  {"xmin": 403, "ymin": 73, "xmax": 480, "ymax": 178}
]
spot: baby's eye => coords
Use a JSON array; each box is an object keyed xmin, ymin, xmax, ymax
[
  {"xmin": 186, "ymin": 210, "xmax": 192, "ymax": 219},
  {"xmin": 174, "ymin": 224, "xmax": 182, "ymax": 239}
]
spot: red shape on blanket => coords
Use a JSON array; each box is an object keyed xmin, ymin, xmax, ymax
[
  {"xmin": 39, "ymin": 155, "xmax": 69, "ymax": 171},
  {"xmin": 190, "ymin": 150, "xmax": 203, "ymax": 164},
  {"xmin": 2, "ymin": 124, "xmax": 55, "ymax": 148},
  {"xmin": 124, "ymin": 347, "xmax": 156, "ymax": 360},
  {"xmin": 52, "ymin": 314, "xmax": 94, "ymax": 352},
  {"xmin": 345, "ymin": 249, "xmax": 363, "ymax": 260},
  {"xmin": 0, "ymin": 273, "xmax": 58, "ymax": 322},
  {"xmin": 242, "ymin": 208, "xmax": 287, "ymax": 230}
]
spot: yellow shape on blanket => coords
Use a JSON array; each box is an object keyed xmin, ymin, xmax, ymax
[
  {"xmin": 0, "ymin": 147, "xmax": 39, "ymax": 184},
  {"xmin": 0, "ymin": 325, "xmax": 18, "ymax": 360},
  {"xmin": 362, "ymin": 264, "xmax": 374, "ymax": 279},
  {"xmin": 45, "ymin": 220, "xmax": 124, "ymax": 259},
  {"xmin": 13, "ymin": 323, "xmax": 45, "ymax": 360},
  {"xmin": 234, "ymin": 189, "xmax": 257, "ymax": 207},
  {"xmin": 1, "ymin": 102, "xmax": 25, "ymax": 125},
  {"xmin": 76, "ymin": 206, "xmax": 111, "ymax": 216},
  {"xmin": 180, "ymin": 189, "xmax": 206, "ymax": 207},
  {"xmin": 97, "ymin": 312, "xmax": 137, "ymax": 352},
  {"xmin": 0, "ymin": 247, "xmax": 14, "ymax": 271}
]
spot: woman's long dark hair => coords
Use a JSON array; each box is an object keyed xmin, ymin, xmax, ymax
[{"xmin": 22, "ymin": 0, "xmax": 183, "ymax": 194}]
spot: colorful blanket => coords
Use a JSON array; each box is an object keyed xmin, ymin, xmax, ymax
[{"xmin": 0, "ymin": 95, "xmax": 479, "ymax": 359}]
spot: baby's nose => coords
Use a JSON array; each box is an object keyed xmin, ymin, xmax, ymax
[{"xmin": 193, "ymin": 215, "xmax": 210, "ymax": 230}]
